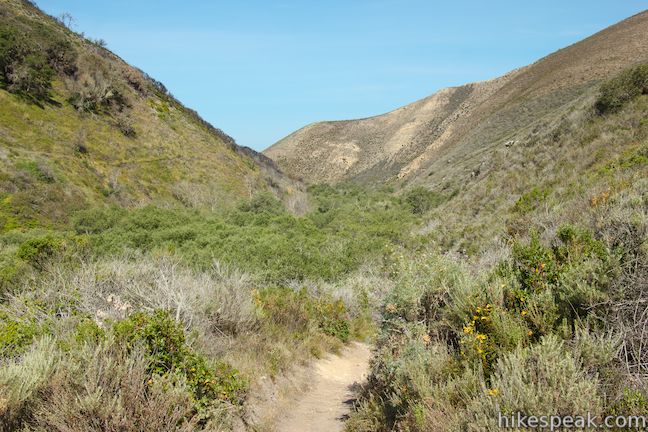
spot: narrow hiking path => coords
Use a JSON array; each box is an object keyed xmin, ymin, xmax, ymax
[{"xmin": 274, "ymin": 342, "xmax": 372, "ymax": 432}]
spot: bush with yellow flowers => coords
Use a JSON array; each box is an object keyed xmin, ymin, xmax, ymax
[{"xmin": 460, "ymin": 303, "xmax": 498, "ymax": 374}]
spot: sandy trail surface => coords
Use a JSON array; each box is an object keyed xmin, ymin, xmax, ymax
[{"xmin": 274, "ymin": 342, "xmax": 372, "ymax": 432}]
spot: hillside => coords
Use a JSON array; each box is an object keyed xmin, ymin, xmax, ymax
[
  {"xmin": 2, "ymin": 3, "xmax": 648, "ymax": 432},
  {"xmin": 0, "ymin": 0, "xmax": 303, "ymax": 232},
  {"xmin": 264, "ymin": 12, "xmax": 648, "ymax": 431},
  {"xmin": 264, "ymin": 10, "xmax": 648, "ymax": 185}
]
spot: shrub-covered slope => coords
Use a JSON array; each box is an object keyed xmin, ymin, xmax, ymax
[
  {"xmin": 0, "ymin": 0, "xmax": 303, "ymax": 232},
  {"xmin": 2, "ymin": 3, "xmax": 648, "ymax": 432},
  {"xmin": 345, "ymin": 65, "xmax": 648, "ymax": 431}
]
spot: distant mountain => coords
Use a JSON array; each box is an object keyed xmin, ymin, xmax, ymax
[
  {"xmin": 0, "ymin": 0, "xmax": 303, "ymax": 231},
  {"xmin": 264, "ymin": 11, "xmax": 648, "ymax": 186}
]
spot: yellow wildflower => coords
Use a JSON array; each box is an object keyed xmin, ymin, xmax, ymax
[{"xmin": 488, "ymin": 388, "xmax": 499, "ymax": 396}]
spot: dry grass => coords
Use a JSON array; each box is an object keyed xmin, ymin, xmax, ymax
[
  {"xmin": 0, "ymin": 337, "xmax": 59, "ymax": 431},
  {"xmin": 52, "ymin": 255, "xmax": 258, "ymax": 338},
  {"xmin": 0, "ymin": 250, "xmax": 380, "ymax": 430},
  {"xmin": 0, "ymin": 335, "xmax": 225, "ymax": 432}
]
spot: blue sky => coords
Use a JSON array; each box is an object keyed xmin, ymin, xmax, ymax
[{"xmin": 35, "ymin": 1, "xmax": 647, "ymax": 151}]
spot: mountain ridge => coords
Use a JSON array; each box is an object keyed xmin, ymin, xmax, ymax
[{"xmin": 264, "ymin": 10, "xmax": 648, "ymax": 185}]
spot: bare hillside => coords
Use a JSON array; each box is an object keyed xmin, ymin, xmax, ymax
[{"xmin": 264, "ymin": 10, "xmax": 648, "ymax": 185}]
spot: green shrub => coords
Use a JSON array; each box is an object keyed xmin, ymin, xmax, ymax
[
  {"xmin": 608, "ymin": 388, "xmax": 648, "ymax": 417},
  {"xmin": 555, "ymin": 225, "xmax": 608, "ymax": 262},
  {"xmin": 510, "ymin": 226, "xmax": 609, "ymax": 293},
  {"xmin": 6, "ymin": 52, "xmax": 54, "ymax": 100},
  {"xmin": 46, "ymin": 39, "xmax": 77, "ymax": 76},
  {"xmin": 465, "ymin": 336, "xmax": 603, "ymax": 431},
  {"xmin": 236, "ymin": 192, "xmax": 285, "ymax": 216},
  {"xmin": 508, "ymin": 227, "xmax": 612, "ymax": 330},
  {"xmin": 0, "ymin": 27, "xmax": 26, "ymax": 82},
  {"xmin": 317, "ymin": 299, "xmax": 351, "ymax": 342},
  {"xmin": 254, "ymin": 286, "xmax": 352, "ymax": 343},
  {"xmin": 16, "ymin": 235, "xmax": 63, "ymax": 269},
  {"xmin": 512, "ymin": 186, "xmax": 550, "ymax": 214},
  {"xmin": 254, "ymin": 286, "xmax": 314, "ymax": 335},
  {"xmin": 0, "ymin": 19, "xmax": 72, "ymax": 102},
  {"xmin": 73, "ymin": 206, "xmax": 126, "ymax": 234},
  {"xmin": 73, "ymin": 317, "xmax": 105, "ymax": 346},
  {"xmin": 0, "ymin": 312, "xmax": 49, "ymax": 357},
  {"xmin": 319, "ymin": 317, "xmax": 350, "ymax": 342},
  {"xmin": 80, "ymin": 187, "xmax": 415, "ymax": 282},
  {"xmin": 595, "ymin": 63, "xmax": 648, "ymax": 115},
  {"xmin": 113, "ymin": 310, "xmax": 247, "ymax": 408},
  {"xmin": 404, "ymin": 187, "xmax": 444, "ymax": 215},
  {"xmin": 511, "ymin": 232, "xmax": 560, "ymax": 292},
  {"xmin": 0, "ymin": 250, "xmax": 29, "ymax": 294},
  {"xmin": 349, "ymin": 241, "xmax": 620, "ymax": 431},
  {"xmin": 114, "ymin": 310, "xmax": 187, "ymax": 375}
]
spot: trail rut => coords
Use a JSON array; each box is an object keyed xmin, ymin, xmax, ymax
[{"xmin": 274, "ymin": 342, "xmax": 372, "ymax": 432}]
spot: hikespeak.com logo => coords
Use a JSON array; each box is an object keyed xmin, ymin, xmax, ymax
[{"xmin": 499, "ymin": 412, "xmax": 647, "ymax": 430}]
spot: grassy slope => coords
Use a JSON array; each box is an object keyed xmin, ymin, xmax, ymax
[
  {"xmin": 0, "ymin": 0, "xmax": 301, "ymax": 233},
  {"xmin": 2, "ymin": 2, "xmax": 648, "ymax": 431},
  {"xmin": 419, "ymin": 84, "xmax": 648, "ymax": 257}
]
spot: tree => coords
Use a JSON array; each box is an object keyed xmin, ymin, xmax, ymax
[{"xmin": 57, "ymin": 12, "xmax": 74, "ymax": 29}]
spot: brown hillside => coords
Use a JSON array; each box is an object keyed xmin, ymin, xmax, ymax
[{"xmin": 264, "ymin": 10, "xmax": 648, "ymax": 185}]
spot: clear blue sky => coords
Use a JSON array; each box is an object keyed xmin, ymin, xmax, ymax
[{"xmin": 35, "ymin": 1, "xmax": 647, "ymax": 151}]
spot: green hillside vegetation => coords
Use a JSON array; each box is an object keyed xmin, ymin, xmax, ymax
[
  {"xmin": 0, "ymin": 183, "xmax": 427, "ymax": 430},
  {"xmin": 2, "ymin": 1, "xmax": 648, "ymax": 431},
  {"xmin": 3, "ymin": 65, "xmax": 647, "ymax": 431},
  {"xmin": 0, "ymin": 0, "xmax": 302, "ymax": 234},
  {"xmin": 345, "ymin": 64, "xmax": 648, "ymax": 431}
]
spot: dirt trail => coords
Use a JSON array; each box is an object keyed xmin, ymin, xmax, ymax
[{"xmin": 274, "ymin": 342, "xmax": 372, "ymax": 432}]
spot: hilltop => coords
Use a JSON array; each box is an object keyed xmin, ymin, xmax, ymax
[{"xmin": 264, "ymin": 10, "xmax": 648, "ymax": 185}]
